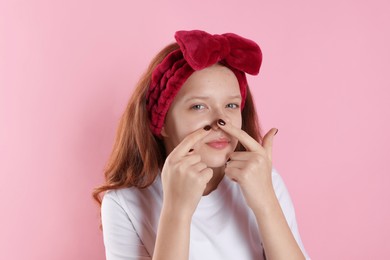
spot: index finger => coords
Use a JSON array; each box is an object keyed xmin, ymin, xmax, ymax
[
  {"xmin": 170, "ymin": 126, "xmax": 212, "ymax": 157},
  {"xmin": 217, "ymin": 119, "xmax": 261, "ymax": 152}
]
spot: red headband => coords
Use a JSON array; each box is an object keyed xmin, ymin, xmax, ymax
[{"xmin": 146, "ymin": 30, "xmax": 262, "ymax": 137}]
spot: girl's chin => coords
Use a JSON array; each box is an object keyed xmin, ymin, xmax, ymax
[{"xmin": 201, "ymin": 155, "xmax": 229, "ymax": 168}]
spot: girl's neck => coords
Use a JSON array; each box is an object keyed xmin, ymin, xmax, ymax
[{"xmin": 203, "ymin": 166, "xmax": 225, "ymax": 196}]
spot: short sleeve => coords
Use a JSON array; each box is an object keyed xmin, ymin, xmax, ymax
[
  {"xmin": 101, "ymin": 190, "xmax": 151, "ymax": 260},
  {"xmin": 272, "ymin": 169, "xmax": 311, "ymax": 260}
]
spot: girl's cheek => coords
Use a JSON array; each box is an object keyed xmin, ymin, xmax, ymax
[
  {"xmin": 183, "ymin": 114, "xmax": 210, "ymax": 129},
  {"xmin": 229, "ymin": 113, "xmax": 242, "ymax": 129},
  {"xmin": 173, "ymin": 120, "xmax": 202, "ymax": 142}
]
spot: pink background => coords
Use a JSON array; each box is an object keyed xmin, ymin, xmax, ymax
[{"xmin": 1, "ymin": 0, "xmax": 389, "ymax": 259}]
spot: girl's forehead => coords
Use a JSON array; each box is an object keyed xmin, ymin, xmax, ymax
[{"xmin": 178, "ymin": 65, "xmax": 241, "ymax": 96}]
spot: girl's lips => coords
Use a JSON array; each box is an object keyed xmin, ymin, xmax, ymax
[{"xmin": 206, "ymin": 141, "xmax": 230, "ymax": 150}]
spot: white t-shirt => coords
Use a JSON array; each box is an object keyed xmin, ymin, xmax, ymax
[{"xmin": 101, "ymin": 168, "xmax": 310, "ymax": 260}]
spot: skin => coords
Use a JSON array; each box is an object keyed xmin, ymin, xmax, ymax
[
  {"xmin": 161, "ymin": 64, "xmax": 242, "ymax": 195},
  {"xmin": 153, "ymin": 64, "xmax": 305, "ymax": 260}
]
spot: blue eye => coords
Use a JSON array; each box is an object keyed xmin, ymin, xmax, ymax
[
  {"xmin": 191, "ymin": 104, "xmax": 206, "ymax": 110},
  {"xmin": 226, "ymin": 103, "xmax": 239, "ymax": 109}
]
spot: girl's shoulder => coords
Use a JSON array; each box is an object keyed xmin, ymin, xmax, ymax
[{"xmin": 102, "ymin": 174, "xmax": 163, "ymax": 213}]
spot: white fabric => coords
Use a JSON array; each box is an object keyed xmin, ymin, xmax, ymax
[{"xmin": 101, "ymin": 168, "xmax": 310, "ymax": 259}]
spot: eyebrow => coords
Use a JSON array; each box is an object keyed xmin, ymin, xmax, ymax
[{"xmin": 184, "ymin": 95, "xmax": 242, "ymax": 102}]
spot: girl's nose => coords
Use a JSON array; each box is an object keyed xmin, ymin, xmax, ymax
[
  {"xmin": 207, "ymin": 106, "xmax": 227, "ymax": 130},
  {"xmin": 211, "ymin": 111, "xmax": 227, "ymax": 130},
  {"xmin": 211, "ymin": 119, "xmax": 220, "ymax": 130}
]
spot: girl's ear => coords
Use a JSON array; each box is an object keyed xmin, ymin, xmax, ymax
[{"xmin": 161, "ymin": 126, "xmax": 168, "ymax": 137}]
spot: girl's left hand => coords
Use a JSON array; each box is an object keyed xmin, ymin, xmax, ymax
[{"xmin": 218, "ymin": 119, "xmax": 278, "ymax": 212}]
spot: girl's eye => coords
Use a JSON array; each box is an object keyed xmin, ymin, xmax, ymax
[
  {"xmin": 226, "ymin": 103, "xmax": 239, "ymax": 109},
  {"xmin": 191, "ymin": 104, "xmax": 206, "ymax": 110}
]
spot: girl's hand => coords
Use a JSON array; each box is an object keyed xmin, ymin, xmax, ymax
[
  {"xmin": 160, "ymin": 126, "xmax": 213, "ymax": 218},
  {"xmin": 218, "ymin": 119, "xmax": 278, "ymax": 212}
]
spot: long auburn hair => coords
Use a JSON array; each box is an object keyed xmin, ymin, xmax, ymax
[{"xmin": 92, "ymin": 43, "xmax": 263, "ymax": 205}]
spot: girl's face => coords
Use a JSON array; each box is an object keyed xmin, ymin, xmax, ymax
[{"xmin": 162, "ymin": 64, "xmax": 242, "ymax": 168}]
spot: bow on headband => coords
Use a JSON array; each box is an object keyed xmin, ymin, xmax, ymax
[
  {"xmin": 147, "ymin": 30, "xmax": 263, "ymax": 137},
  {"xmin": 176, "ymin": 30, "xmax": 262, "ymax": 75}
]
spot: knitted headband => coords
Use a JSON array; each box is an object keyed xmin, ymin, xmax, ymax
[{"xmin": 146, "ymin": 30, "xmax": 262, "ymax": 137}]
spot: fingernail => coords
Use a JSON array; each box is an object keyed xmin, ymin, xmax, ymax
[
  {"xmin": 189, "ymin": 149, "xmax": 194, "ymax": 152},
  {"xmin": 203, "ymin": 125, "xmax": 211, "ymax": 131},
  {"xmin": 274, "ymin": 128, "xmax": 278, "ymax": 136},
  {"xmin": 217, "ymin": 119, "xmax": 226, "ymax": 126}
]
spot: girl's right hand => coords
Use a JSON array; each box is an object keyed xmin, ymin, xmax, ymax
[{"xmin": 160, "ymin": 126, "xmax": 213, "ymax": 218}]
